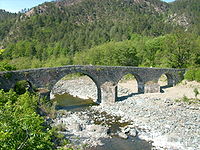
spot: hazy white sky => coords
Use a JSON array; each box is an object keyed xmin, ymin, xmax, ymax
[{"xmin": 0, "ymin": 0, "xmax": 175, "ymax": 13}]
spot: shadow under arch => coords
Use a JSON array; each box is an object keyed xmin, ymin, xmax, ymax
[
  {"xmin": 50, "ymin": 72, "xmax": 101, "ymax": 104},
  {"xmin": 158, "ymin": 73, "xmax": 175, "ymax": 93},
  {"xmin": 116, "ymin": 73, "xmax": 143, "ymax": 101}
]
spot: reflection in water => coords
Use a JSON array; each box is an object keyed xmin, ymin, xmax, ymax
[{"xmin": 53, "ymin": 93, "xmax": 97, "ymax": 111}]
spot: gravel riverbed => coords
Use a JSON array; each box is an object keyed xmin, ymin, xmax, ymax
[{"xmin": 51, "ymin": 77, "xmax": 200, "ymax": 150}]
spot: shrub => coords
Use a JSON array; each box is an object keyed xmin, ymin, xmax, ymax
[
  {"xmin": 185, "ymin": 69, "xmax": 196, "ymax": 81},
  {"xmin": 195, "ymin": 69, "xmax": 200, "ymax": 82},
  {"xmin": 182, "ymin": 95, "xmax": 189, "ymax": 102},
  {"xmin": 0, "ymin": 91, "xmax": 54, "ymax": 150},
  {"xmin": 14, "ymin": 80, "xmax": 31, "ymax": 95},
  {"xmin": 0, "ymin": 61, "xmax": 16, "ymax": 71},
  {"xmin": 184, "ymin": 68, "xmax": 200, "ymax": 82}
]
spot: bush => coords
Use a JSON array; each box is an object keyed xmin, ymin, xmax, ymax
[
  {"xmin": 0, "ymin": 91, "xmax": 54, "ymax": 150},
  {"xmin": 0, "ymin": 61, "xmax": 16, "ymax": 71},
  {"xmin": 185, "ymin": 69, "xmax": 195, "ymax": 81},
  {"xmin": 195, "ymin": 69, "xmax": 200, "ymax": 82},
  {"xmin": 184, "ymin": 68, "xmax": 200, "ymax": 82},
  {"xmin": 14, "ymin": 80, "xmax": 31, "ymax": 95},
  {"xmin": 182, "ymin": 95, "xmax": 189, "ymax": 102}
]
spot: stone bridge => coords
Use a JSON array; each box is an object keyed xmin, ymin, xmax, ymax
[{"xmin": 0, "ymin": 65, "xmax": 185, "ymax": 103}]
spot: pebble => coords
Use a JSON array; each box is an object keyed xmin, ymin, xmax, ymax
[
  {"xmin": 118, "ymin": 132, "xmax": 128, "ymax": 139},
  {"xmin": 129, "ymin": 128, "xmax": 137, "ymax": 137},
  {"xmin": 52, "ymin": 78, "xmax": 200, "ymax": 150}
]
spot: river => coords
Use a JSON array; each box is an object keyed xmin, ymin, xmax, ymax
[{"xmin": 53, "ymin": 93, "xmax": 153, "ymax": 150}]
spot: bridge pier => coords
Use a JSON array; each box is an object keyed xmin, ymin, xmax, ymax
[
  {"xmin": 167, "ymin": 78, "xmax": 175, "ymax": 87},
  {"xmin": 137, "ymin": 81, "xmax": 161, "ymax": 93},
  {"xmin": 144, "ymin": 82, "xmax": 160, "ymax": 93},
  {"xmin": 96, "ymin": 87, "xmax": 102, "ymax": 104},
  {"xmin": 100, "ymin": 82, "xmax": 117, "ymax": 103},
  {"xmin": 138, "ymin": 82, "xmax": 145, "ymax": 93}
]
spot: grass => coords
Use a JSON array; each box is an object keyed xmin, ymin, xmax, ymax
[{"xmin": 175, "ymin": 95, "xmax": 200, "ymax": 104}]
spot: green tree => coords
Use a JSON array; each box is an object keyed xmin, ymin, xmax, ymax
[
  {"xmin": 164, "ymin": 32, "xmax": 199, "ymax": 68},
  {"xmin": 0, "ymin": 90, "xmax": 54, "ymax": 150}
]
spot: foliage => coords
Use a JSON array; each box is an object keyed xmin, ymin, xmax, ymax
[
  {"xmin": 2, "ymin": 55, "xmax": 72, "ymax": 70},
  {"xmin": 182, "ymin": 95, "xmax": 190, "ymax": 103},
  {"xmin": 170, "ymin": 0, "xmax": 200, "ymax": 35},
  {"xmin": 0, "ymin": 0, "xmax": 200, "ymax": 76},
  {"xmin": 1, "ymin": 32, "xmax": 200, "ymax": 72},
  {"xmin": 0, "ymin": 61, "xmax": 16, "ymax": 71},
  {"xmin": 195, "ymin": 70, "xmax": 200, "ymax": 82},
  {"xmin": 14, "ymin": 80, "xmax": 31, "ymax": 95},
  {"xmin": 185, "ymin": 69, "xmax": 196, "ymax": 81},
  {"xmin": 185, "ymin": 68, "xmax": 200, "ymax": 82},
  {"xmin": 74, "ymin": 40, "xmax": 139, "ymax": 66},
  {"xmin": 176, "ymin": 93, "xmax": 200, "ymax": 104},
  {"xmin": 1, "ymin": 0, "xmax": 180, "ymax": 60},
  {"xmin": 73, "ymin": 32, "xmax": 200, "ymax": 68},
  {"xmin": 0, "ymin": 48, "xmax": 5, "ymax": 55},
  {"xmin": 176, "ymin": 94, "xmax": 200, "ymax": 104},
  {"xmin": 0, "ymin": 90, "xmax": 54, "ymax": 149},
  {"xmin": 0, "ymin": 9, "xmax": 17, "ymax": 41},
  {"xmin": 163, "ymin": 31, "xmax": 199, "ymax": 68}
]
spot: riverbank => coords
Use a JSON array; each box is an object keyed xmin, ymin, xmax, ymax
[{"xmin": 51, "ymin": 77, "xmax": 200, "ymax": 150}]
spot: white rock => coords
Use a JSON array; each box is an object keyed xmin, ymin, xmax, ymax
[
  {"xmin": 129, "ymin": 128, "xmax": 137, "ymax": 137},
  {"xmin": 118, "ymin": 132, "xmax": 128, "ymax": 139},
  {"xmin": 69, "ymin": 123, "xmax": 82, "ymax": 132}
]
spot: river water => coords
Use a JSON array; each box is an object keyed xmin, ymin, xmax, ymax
[{"xmin": 53, "ymin": 93, "xmax": 153, "ymax": 150}]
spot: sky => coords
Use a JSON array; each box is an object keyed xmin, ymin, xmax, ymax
[
  {"xmin": 0, "ymin": 0, "xmax": 53, "ymax": 13},
  {"xmin": 0, "ymin": 0, "xmax": 175, "ymax": 13}
]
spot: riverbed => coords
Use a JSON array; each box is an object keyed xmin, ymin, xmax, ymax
[
  {"xmin": 53, "ymin": 93, "xmax": 153, "ymax": 150},
  {"xmin": 51, "ymin": 77, "xmax": 200, "ymax": 150}
]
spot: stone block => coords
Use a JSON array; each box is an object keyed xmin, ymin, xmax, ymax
[{"xmin": 144, "ymin": 82, "xmax": 160, "ymax": 93}]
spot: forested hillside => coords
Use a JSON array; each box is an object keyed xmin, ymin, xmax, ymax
[
  {"xmin": 0, "ymin": 0, "xmax": 200, "ymax": 70},
  {"xmin": 1, "ymin": 0, "xmax": 177, "ymax": 57},
  {"xmin": 170, "ymin": 0, "xmax": 200, "ymax": 34},
  {"xmin": 0, "ymin": 10, "xmax": 17, "ymax": 41}
]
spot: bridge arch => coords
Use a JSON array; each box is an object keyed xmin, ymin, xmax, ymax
[
  {"xmin": 50, "ymin": 72, "xmax": 101, "ymax": 104},
  {"xmin": 158, "ymin": 72, "xmax": 175, "ymax": 92},
  {"xmin": 116, "ymin": 73, "xmax": 144, "ymax": 101},
  {"xmin": 158, "ymin": 73, "xmax": 175, "ymax": 86}
]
